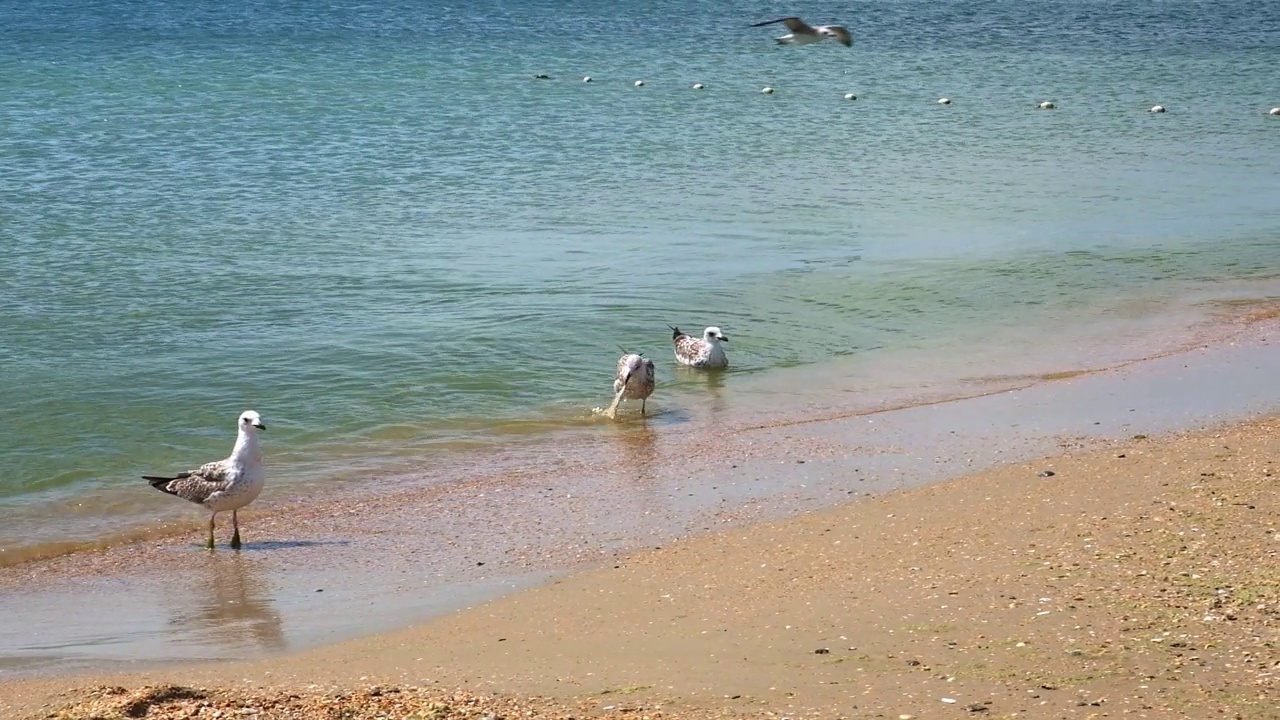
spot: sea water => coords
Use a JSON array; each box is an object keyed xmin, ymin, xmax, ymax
[{"xmin": 1, "ymin": 0, "xmax": 1278, "ymax": 554}]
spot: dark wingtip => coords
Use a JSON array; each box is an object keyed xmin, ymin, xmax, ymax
[
  {"xmin": 143, "ymin": 476, "xmax": 179, "ymax": 495},
  {"xmin": 669, "ymin": 324, "xmax": 683, "ymax": 340}
]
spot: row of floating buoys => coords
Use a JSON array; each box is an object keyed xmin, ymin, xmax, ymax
[{"xmin": 535, "ymin": 74, "xmax": 1280, "ymax": 115}]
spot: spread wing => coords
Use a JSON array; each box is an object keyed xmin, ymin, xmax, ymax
[
  {"xmin": 144, "ymin": 460, "xmax": 234, "ymax": 505},
  {"xmin": 823, "ymin": 25, "xmax": 853, "ymax": 46},
  {"xmin": 751, "ymin": 16, "xmax": 813, "ymax": 33}
]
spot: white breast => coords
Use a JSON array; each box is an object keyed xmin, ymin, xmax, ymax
[{"xmin": 205, "ymin": 464, "xmax": 265, "ymax": 512}]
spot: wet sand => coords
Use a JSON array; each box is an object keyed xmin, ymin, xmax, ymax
[
  {"xmin": 9, "ymin": 408, "xmax": 1279, "ymax": 719},
  {"xmin": 3, "ymin": 323, "xmax": 1278, "ymax": 718}
]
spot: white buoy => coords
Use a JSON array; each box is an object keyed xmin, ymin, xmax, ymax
[
  {"xmin": 844, "ymin": 93, "xmax": 857, "ymax": 101},
  {"xmin": 1038, "ymin": 101, "xmax": 1056, "ymax": 109},
  {"xmin": 582, "ymin": 76, "xmax": 592, "ymax": 83},
  {"xmin": 1150, "ymin": 105, "xmax": 1166, "ymax": 113},
  {"xmin": 692, "ymin": 83, "xmax": 705, "ymax": 90},
  {"xmin": 634, "ymin": 80, "xmax": 645, "ymax": 87},
  {"xmin": 761, "ymin": 86, "xmax": 774, "ymax": 94},
  {"xmin": 937, "ymin": 98, "xmax": 951, "ymax": 105},
  {"xmin": 1270, "ymin": 107, "xmax": 1280, "ymax": 116}
]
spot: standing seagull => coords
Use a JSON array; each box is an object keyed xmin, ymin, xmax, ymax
[
  {"xmin": 144, "ymin": 410, "xmax": 267, "ymax": 550},
  {"xmin": 670, "ymin": 325, "xmax": 729, "ymax": 369},
  {"xmin": 751, "ymin": 17, "xmax": 853, "ymax": 47},
  {"xmin": 604, "ymin": 352, "xmax": 656, "ymax": 419}
]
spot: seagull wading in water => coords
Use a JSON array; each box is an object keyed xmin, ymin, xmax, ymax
[
  {"xmin": 144, "ymin": 410, "xmax": 266, "ymax": 550},
  {"xmin": 670, "ymin": 325, "xmax": 729, "ymax": 369},
  {"xmin": 751, "ymin": 17, "xmax": 853, "ymax": 47},
  {"xmin": 604, "ymin": 352, "xmax": 656, "ymax": 419}
]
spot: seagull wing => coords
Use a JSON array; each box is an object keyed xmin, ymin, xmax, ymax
[
  {"xmin": 823, "ymin": 25, "xmax": 853, "ymax": 46},
  {"xmin": 674, "ymin": 335, "xmax": 709, "ymax": 365},
  {"xmin": 781, "ymin": 17, "xmax": 815, "ymax": 33},
  {"xmin": 750, "ymin": 16, "xmax": 812, "ymax": 33},
  {"xmin": 144, "ymin": 460, "xmax": 234, "ymax": 504}
]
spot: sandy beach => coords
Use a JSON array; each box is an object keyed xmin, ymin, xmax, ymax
[
  {"xmin": 5, "ymin": 390, "xmax": 1278, "ymax": 718},
  {"xmin": 6, "ymin": 1, "xmax": 1280, "ymax": 716}
]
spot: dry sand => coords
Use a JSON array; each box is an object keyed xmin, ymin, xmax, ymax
[{"xmin": 6, "ymin": 414, "xmax": 1277, "ymax": 719}]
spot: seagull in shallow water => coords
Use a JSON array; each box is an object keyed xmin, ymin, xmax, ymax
[
  {"xmin": 603, "ymin": 352, "xmax": 656, "ymax": 419},
  {"xmin": 751, "ymin": 17, "xmax": 853, "ymax": 47},
  {"xmin": 144, "ymin": 410, "xmax": 266, "ymax": 550},
  {"xmin": 670, "ymin": 325, "xmax": 729, "ymax": 369}
]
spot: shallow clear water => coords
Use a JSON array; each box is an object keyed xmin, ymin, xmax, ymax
[{"xmin": 1, "ymin": 0, "xmax": 1278, "ymax": 549}]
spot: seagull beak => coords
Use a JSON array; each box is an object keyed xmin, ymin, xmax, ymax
[
  {"xmin": 720, "ymin": 336, "xmax": 729, "ymax": 342},
  {"xmin": 253, "ymin": 422, "xmax": 267, "ymax": 430}
]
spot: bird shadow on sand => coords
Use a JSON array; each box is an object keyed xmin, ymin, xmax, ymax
[
  {"xmin": 240, "ymin": 539, "xmax": 352, "ymax": 551},
  {"xmin": 186, "ymin": 539, "xmax": 352, "ymax": 552}
]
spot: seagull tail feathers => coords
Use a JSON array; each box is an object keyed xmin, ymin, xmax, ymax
[
  {"xmin": 668, "ymin": 324, "xmax": 685, "ymax": 340},
  {"xmin": 144, "ymin": 476, "xmax": 180, "ymax": 495},
  {"xmin": 144, "ymin": 472, "xmax": 192, "ymax": 493}
]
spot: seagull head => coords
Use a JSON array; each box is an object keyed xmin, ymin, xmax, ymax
[
  {"xmin": 239, "ymin": 410, "xmax": 267, "ymax": 431},
  {"xmin": 704, "ymin": 327, "xmax": 728, "ymax": 343}
]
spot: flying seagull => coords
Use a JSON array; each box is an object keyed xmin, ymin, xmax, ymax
[
  {"xmin": 144, "ymin": 410, "xmax": 267, "ymax": 550},
  {"xmin": 751, "ymin": 17, "xmax": 852, "ymax": 47},
  {"xmin": 603, "ymin": 352, "xmax": 656, "ymax": 419},
  {"xmin": 670, "ymin": 325, "xmax": 729, "ymax": 369}
]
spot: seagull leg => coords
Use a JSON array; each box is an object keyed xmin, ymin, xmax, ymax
[
  {"xmin": 206, "ymin": 513, "xmax": 217, "ymax": 550},
  {"xmin": 230, "ymin": 510, "xmax": 242, "ymax": 550},
  {"xmin": 641, "ymin": 398, "xmax": 647, "ymax": 415}
]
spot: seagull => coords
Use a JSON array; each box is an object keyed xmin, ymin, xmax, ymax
[
  {"xmin": 670, "ymin": 325, "xmax": 729, "ymax": 369},
  {"xmin": 144, "ymin": 410, "xmax": 267, "ymax": 550},
  {"xmin": 603, "ymin": 352, "xmax": 656, "ymax": 419},
  {"xmin": 751, "ymin": 17, "xmax": 852, "ymax": 47}
]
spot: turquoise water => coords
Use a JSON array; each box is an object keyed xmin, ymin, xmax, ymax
[{"xmin": 2, "ymin": 0, "xmax": 1278, "ymax": 550}]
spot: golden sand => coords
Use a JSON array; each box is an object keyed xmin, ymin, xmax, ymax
[{"xmin": 7, "ymin": 416, "xmax": 1276, "ymax": 719}]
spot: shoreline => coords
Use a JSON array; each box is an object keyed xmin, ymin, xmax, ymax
[
  {"xmin": 2, "ymin": 315, "xmax": 1279, "ymax": 705},
  {"xmin": 5, "ymin": 290, "xmax": 1279, "ymax": 569},
  {"xmin": 6, "ymin": 403, "xmax": 1278, "ymax": 718}
]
